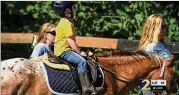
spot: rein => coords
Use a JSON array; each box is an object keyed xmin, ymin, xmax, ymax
[
  {"xmin": 159, "ymin": 62, "xmax": 165, "ymax": 79},
  {"xmin": 100, "ymin": 65, "xmax": 130, "ymax": 83},
  {"xmin": 90, "ymin": 53, "xmax": 169, "ymax": 84},
  {"xmin": 89, "ymin": 56, "xmax": 130, "ymax": 83},
  {"xmin": 157, "ymin": 57, "xmax": 169, "ymax": 79}
]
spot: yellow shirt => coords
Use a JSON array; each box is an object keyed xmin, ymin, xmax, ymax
[{"xmin": 54, "ymin": 18, "xmax": 75, "ymax": 56}]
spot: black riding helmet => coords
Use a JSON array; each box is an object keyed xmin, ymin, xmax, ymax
[{"xmin": 52, "ymin": 1, "xmax": 76, "ymax": 17}]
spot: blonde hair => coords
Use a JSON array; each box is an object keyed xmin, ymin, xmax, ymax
[
  {"xmin": 138, "ymin": 14, "xmax": 163, "ymax": 50},
  {"xmin": 31, "ymin": 23, "xmax": 56, "ymax": 48},
  {"xmin": 37, "ymin": 23, "xmax": 56, "ymax": 44}
]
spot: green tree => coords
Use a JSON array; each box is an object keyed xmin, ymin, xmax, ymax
[
  {"xmin": 2, "ymin": 1, "xmax": 179, "ymax": 41},
  {"xmin": 1, "ymin": 1, "xmax": 179, "ymax": 94}
]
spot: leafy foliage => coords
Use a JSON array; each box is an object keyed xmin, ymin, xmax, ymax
[
  {"xmin": 75, "ymin": 1, "xmax": 179, "ymax": 41},
  {"xmin": 2, "ymin": 1, "xmax": 179, "ymax": 41},
  {"xmin": 2, "ymin": 1, "xmax": 59, "ymax": 32},
  {"xmin": 1, "ymin": 1, "xmax": 179, "ymax": 94}
]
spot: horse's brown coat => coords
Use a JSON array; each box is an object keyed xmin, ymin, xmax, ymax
[
  {"xmin": 95, "ymin": 51, "xmax": 175, "ymax": 95},
  {"xmin": 1, "ymin": 51, "xmax": 176, "ymax": 95}
]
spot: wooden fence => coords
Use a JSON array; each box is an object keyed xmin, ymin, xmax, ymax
[{"xmin": 1, "ymin": 33, "xmax": 179, "ymax": 54}]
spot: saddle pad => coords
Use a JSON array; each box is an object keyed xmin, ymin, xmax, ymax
[
  {"xmin": 40, "ymin": 62, "xmax": 81, "ymax": 95},
  {"xmin": 42, "ymin": 58, "xmax": 70, "ymax": 70}
]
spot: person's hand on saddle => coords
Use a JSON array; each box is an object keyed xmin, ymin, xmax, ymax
[
  {"xmin": 168, "ymin": 55, "xmax": 174, "ymax": 61},
  {"xmin": 162, "ymin": 55, "xmax": 174, "ymax": 66},
  {"xmin": 80, "ymin": 51, "xmax": 87, "ymax": 57}
]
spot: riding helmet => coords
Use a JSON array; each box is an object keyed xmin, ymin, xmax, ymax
[{"xmin": 52, "ymin": 1, "xmax": 76, "ymax": 16}]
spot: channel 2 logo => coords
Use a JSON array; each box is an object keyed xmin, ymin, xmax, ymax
[
  {"xmin": 140, "ymin": 79, "xmax": 151, "ymax": 91},
  {"xmin": 140, "ymin": 79, "xmax": 166, "ymax": 91}
]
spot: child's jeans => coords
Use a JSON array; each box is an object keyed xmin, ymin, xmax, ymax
[{"xmin": 59, "ymin": 51, "xmax": 87, "ymax": 73}]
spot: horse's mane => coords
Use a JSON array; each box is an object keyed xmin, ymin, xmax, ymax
[
  {"xmin": 96, "ymin": 50, "xmax": 163, "ymax": 65},
  {"xmin": 96, "ymin": 50, "xmax": 154, "ymax": 56}
]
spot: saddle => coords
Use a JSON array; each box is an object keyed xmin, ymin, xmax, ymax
[
  {"xmin": 41, "ymin": 52, "xmax": 70, "ymax": 70},
  {"xmin": 45, "ymin": 51, "xmax": 102, "ymax": 83},
  {"xmin": 40, "ymin": 51, "xmax": 104, "ymax": 94}
]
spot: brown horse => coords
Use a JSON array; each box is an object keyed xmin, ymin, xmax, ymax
[
  {"xmin": 1, "ymin": 51, "xmax": 176, "ymax": 95},
  {"xmin": 95, "ymin": 50, "xmax": 176, "ymax": 95}
]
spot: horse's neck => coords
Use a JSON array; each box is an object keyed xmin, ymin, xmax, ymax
[
  {"xmin": 98, "ymin": 55, "xmax": 162, "ymax": 79},
  {"xmin": 98, "ymin": 55, "xmax": 161, "ymax": 66}
]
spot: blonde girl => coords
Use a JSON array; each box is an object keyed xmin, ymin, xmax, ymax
[
  {"xmin": 138, "ymin": 14, "xmax": 171, "ymax": 60},
  {"xmin": 30, "ymin": 23, "xmax": 56, "ymax": 58}
]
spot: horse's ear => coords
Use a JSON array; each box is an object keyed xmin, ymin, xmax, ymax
[{"xmin": 31, "ymin": 35, "xmax": 38, "ymax": 49}]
